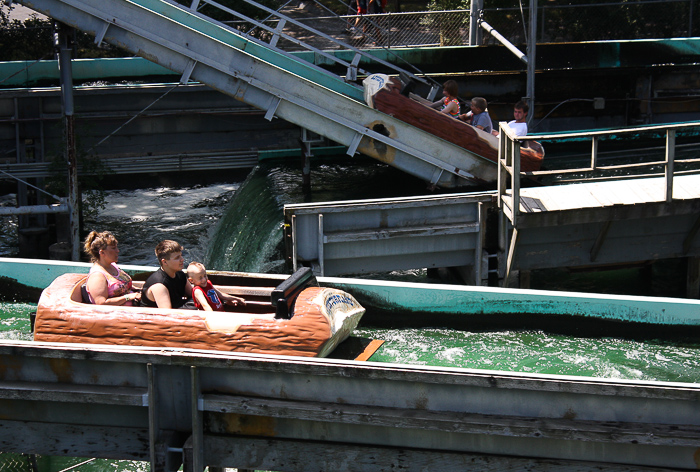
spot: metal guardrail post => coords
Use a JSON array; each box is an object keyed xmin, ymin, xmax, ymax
[
  {"xmin": 190, "ymin": 367, "xmax": 204, "ymax": 472},
  {"xmin": 148, "ymin": 363, "xmax": 159, "ymax": 472},
  {"xmin": 508, "ymin": 135, "xmax": 521, "ymax": 228},
  {"xmin": 497, "ymin": 123, "xmax": 524, "ymax": 287},
  {"xmin": 665, "ymin": 129, "xmax": 675, "ymax": 202},
  {"xmin": 318, "ymin": 213, "xmax": 324, "ymax": 276},
  {"xmin": 590, "ymin": 135, "xmax": 598, "ymax": 170},
  {"xmin": 496, "ymin": 127, "xmax": 507, "ymax": 283},
  {"xmin": 291, "ymin": 214, "xmax": 298, "ymax": 272}
]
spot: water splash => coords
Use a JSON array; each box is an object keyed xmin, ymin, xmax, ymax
[
  {"xmin": 206, "ymin": 166, "xmax": 288, "ymax": 273},
  {"xmin": 356, "ymin": 327, "xmax": 700, "ymax": 383}
]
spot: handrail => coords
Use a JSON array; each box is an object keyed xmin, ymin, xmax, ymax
[
  {"xmin": 498, "ymin": 121, "xmax": 700, "ymax": 228},
  {"xmin": 529, "ymin": 120, "xmax": 700, "ymax": 140},
  {"xmin": 187, "ymin": 0, "xmax": 438, "ymax": 88}
]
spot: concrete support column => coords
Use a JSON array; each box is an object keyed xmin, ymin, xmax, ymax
[{"xmin": 469, "ymin": 0, "xmax": 483, "ymax": 46}]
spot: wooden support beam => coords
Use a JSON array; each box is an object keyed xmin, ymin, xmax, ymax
[
  {"xmin": 201, "ymin": 394, "xmax": 700, "ymax": 446},
  {"xmin": 202, "ymin": 434, "xmax": 689, "ymax": 472},
  {"xmin": 590, "ymin": 220, "xmax": 612, "ymax": 262},
  {"xmin": 503, "ymin": 228, "xmax": 519, "ymax": 288},
  {"xmin": 683, "ymin": 213, "xmax": 700, "ymax": 255}
]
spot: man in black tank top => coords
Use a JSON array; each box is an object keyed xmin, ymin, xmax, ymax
[{"xmin": 140, "ymin": 240, "xmax": 194, "ymax": 309}]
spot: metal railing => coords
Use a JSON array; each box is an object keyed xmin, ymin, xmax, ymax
[
  {"xmin": 184, "ymin": 0, "xmax": 440, "ymax": 88},
  {"xmin": 497, "ymin": 121, "xmax": 700, "ymax": 227}
]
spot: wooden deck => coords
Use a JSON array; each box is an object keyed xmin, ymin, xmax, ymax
[
  {"xmin": 503, "ymin": 174, "xmax": 700, "ymax": 228},
  {"xmin": 515, "ymin": 174, "xmax": 699, "ymax": 212},
  {"xmin": 500, "ymin": 174, "xmax": 700, "ymax": 283}
]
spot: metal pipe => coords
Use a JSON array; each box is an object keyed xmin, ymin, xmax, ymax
[
  {"xmin": 0, "ymin": 203, "xmax": 69, "ymax": 216},
  {"xmin": 479, "ymin": 20, "xmax": 527, "ymax": 64},
  {"xmin": 57, "ymin": 24, "xmax": 80, "ymax": 262},
  {"xmin": 526, "ymin": 0, "xmax": 537, "ymax": 126}
]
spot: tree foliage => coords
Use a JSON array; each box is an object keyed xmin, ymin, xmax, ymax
[{"xmin": 0, "ymin": 4, "xmax": 128, "ymax": 61}]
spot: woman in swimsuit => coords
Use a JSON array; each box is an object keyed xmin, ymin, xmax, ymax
[{"xmin": 83, "ymin": 231, "xmax": 141, "ymax": 306}]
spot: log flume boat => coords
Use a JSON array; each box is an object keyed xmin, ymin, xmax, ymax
[
  {"xmin": 34, "ymin": 268, "xmax": 366, "ymax": 358},
  {"xmin": 368, "ymin": 77, "xmax": 544, "ymax": 173}
]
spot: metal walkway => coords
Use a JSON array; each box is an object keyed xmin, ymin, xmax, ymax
[{"xmin": 15, "ymin": 0, "xmax": 494, "ymax": 188}]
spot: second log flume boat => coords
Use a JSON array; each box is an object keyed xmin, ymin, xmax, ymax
[{"xmin": 366, "ymin": 76, "xmax": 544, "ymax": 173}]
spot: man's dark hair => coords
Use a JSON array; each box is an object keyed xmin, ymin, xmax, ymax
[{"xmin": 514, "ymin": 100, "xmax": 529, "ymax": 114}]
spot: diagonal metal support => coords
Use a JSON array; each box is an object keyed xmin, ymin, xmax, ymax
[
  {"xmin": 269, "ymin": 18, "xmax": 286, "ymax": 48},
  {"xmin": 683, "ymin": 213, "xmax": 700, "ymax": 255},
  {"xmin": 95, "ymin": 21, "xmax": 109, "ymax": 46},
  {"xmin": 346, "ymin": 53, "xmax": 362, "ymax": 82},
  {"xmin": 590, "ymin": 220, "xmax": 612, "ymax": 262},
  {"xmin": 346, "ymin": 132, "xmax": 364, "ymax": 157},
  {"xmin": 503, "ymin": 227, "xmax": 519, "ymax": 288},
  {"xmin": 264, "ymin": 96, "xmax": 281, "ymax": 121},
  {"xmin": 180, "ymin": 60, "xmax": 197, "ymax": 84}
]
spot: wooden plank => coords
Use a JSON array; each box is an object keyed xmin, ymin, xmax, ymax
[
  {"xmin": 554, "ymin": 184, "xmax": 603, "ymax": 211},
  {"xmin": 673, "ymin": 177, "xmax": 698, "ymax": 200},
  {"xmin": 354, "ymin": 339, "xmax": 384, "ymax": 361},
  {"xmin": 200, "ymin": 394, "xmax": 700, "ymax": 446},
  {"xmin": 519, "ymin": 196, "xmax": 547, "ymax": 213},
  {"xmin": 603, "ymin": 180, "xmax": 643, "ymax": 206},
  {"xmin": 586, "ymin": 182, "xmax": 618, "ymax": 207},
  {"xmin": 0, "ymin": 419, "xmax": 150, "ymax": 459},
  {"xmin": 202, "ymin": 435, "xmax": 683, "ymax": 472},
  {"xmin": 519, "ymin": 187, "xmax": 558, "ymax": 212},
  {"xmin": 627, "ymin": 179, "xmax": 662, "ymax": 203},
  {"xmin": 0, "ymin": 381, "xmax": 148, "ymax": 406}
]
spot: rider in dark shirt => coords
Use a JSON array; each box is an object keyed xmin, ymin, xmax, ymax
[{"xmin": 140, "ymin": 240, "xmax": 193, "ymax": 309}]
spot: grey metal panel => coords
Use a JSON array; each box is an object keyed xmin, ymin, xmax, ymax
[
  {"xmin": 513, "ymin": 211, "xmax": 700, "ymax": 271},
  {"xmin": 2, "ymin": 340, "xmax": 700, "ymax": 471},
  {"xmin": 286, "ymin": 193, "xmax": 493, "ymax": 276}
]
